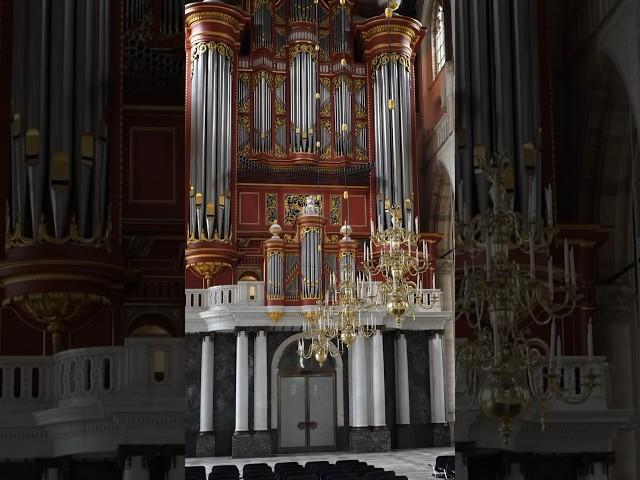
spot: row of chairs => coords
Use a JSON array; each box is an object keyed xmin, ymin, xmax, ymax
[
  {"xmin": 186, "ymin": 459, "xmax": 408, "ymax": 480},
  {"xmin": 428, "ymin": 455, "xmax": 455, "ymax": 480}
]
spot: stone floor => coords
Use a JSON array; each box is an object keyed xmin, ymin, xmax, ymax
[{"xmin": 186, "ymin": 447, "xmax": 454, "ymax": 480}]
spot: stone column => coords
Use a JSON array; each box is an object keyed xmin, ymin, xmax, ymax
[
  {"xmin": 235, "ymin": 331, "xmax": 249, "ymax": 432},
  {"xmin": 196, "ymin": 334, "xmax": 215, "ymax": 456},
  {"xmin": 505, "ymin": 463, "xmax": 525, "ymax": 480},
  {"xmin": 350, "ymin": 334, "xmax": 369, "ymax": 427},
  {"xmin": 253, "ymin": 331, "xmax": 268, "ymax": 431},
  {"xmin": 437, "ymin": 257, "xmax": 456, "ymax": 429},
  {"xmin": 123, "ymin": 456, "xmax": 146, "ymax": 480},
  {"xmin": 429, "ymin": 332, "xmax": 447, "ymax": 424},
  {"xmin": 583, "ymin": 461, "xmax": 609, "ymax": 480},
  {"xmin": 455, "ymin": 453, "xmax": 469, "ymax": 480},
  {"xmin": 167, "ymin": 456, "xmax": 185, "ymax": 480},
  {"xmin": 44, "ymin": 468, "xmax": 59, "ymax": 480},
  {"xmin": 371, "ymin": 330, "xmax": 386, "ymax": 426},
  {"xmin": 395, "ymin": 333, "xmax": 410, "ymax": 425}
]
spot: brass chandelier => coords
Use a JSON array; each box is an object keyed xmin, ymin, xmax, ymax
[
  {"xmin": 456, "ymin": 153, "xmax": 598, "ymax": 443},
  {"xmin": 299, "ymin": 202, "xmax": 439, "ymax": 365}
]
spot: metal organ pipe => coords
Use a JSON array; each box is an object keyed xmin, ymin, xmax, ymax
[
  {"xmin": 189, "ymin": 42, "xmax": 233, "ymax": 242},
  {"xmin": 9, "ymin": 0, "xmax": 110, "ymax": 242},
  {"xmin": 373, "ymin": 55, "xmax": 415, "ymax": 229}
]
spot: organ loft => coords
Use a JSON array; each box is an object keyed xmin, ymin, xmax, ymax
[{"xmin": 183, "ymin": 0, "xmax": 455, "ymax": 459}]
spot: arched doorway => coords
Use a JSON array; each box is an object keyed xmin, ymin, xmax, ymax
[{"xmin": 271, "ymin": 334, "xmax": 344, "ymax": 453}]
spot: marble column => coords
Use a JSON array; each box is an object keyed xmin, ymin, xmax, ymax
[
  {"xmin": 235, "ymin": 331, "xmax": 249, "ymax": 432},
  {"xmin": 437, "ymin": 258, "xmax": 456, "ymax": 427},
  {"xmin": 394, "ymin": 333, "xmax": 411, "ymax": 425},
  {"xmin": 167, "ymin": 456, "xmax": 185, "ymax": 480},
  {"xmin": 123, "ymin": 456, "xmax": 146, "ymax": 480},
  {"xmin": 196, "ymin": 335, "xmax": 215, "ymax": 457},
  {"xmin": 44, "ymin": 468, "xmax": 59, "ymax": 480},
  {"xmin": 350, "ymin": 334, "xmax": 369, "ymax": 427},
  {"xmin": 429, "ymin": 332, "xmax": 447, "ymax": 424},
  {"xmin": 371, "ymin": 330, "xmax": 386, "ymax": 426},
  {"xmin": 455, "ymin": 453, "xmax": 469, "ymax": 480},
  {"xmin": 200, "ymin": 335, "xmax": 214, "ymax": 432},
  {"xmin": 253, "ymin": 330, "xmax": 268, "ymax": 431},
  {"xmin": 505, "ymin": 463, "xmax": 525, "ymax": 480},
  {"xmin": 583, "ymin": 462, "xmax": 609, "ymax": 480}
]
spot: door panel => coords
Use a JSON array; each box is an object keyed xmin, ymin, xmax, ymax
[
  {"xmin": 278, "ymin": 374, "xmax": 336, "ymax": 452},
  {"xmin": 279, "ymin": 376, "xmax": 307, "ymax": 449},
  {"xmin": 308, "ymin": 375, "xmax": 335, "ymax": 448}
]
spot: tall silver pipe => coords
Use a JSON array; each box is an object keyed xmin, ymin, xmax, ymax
[
  {"xmin": 400, "ymin": 67, "xmax": 413, "ymax": 225},
  {"xmin": 194, "ymin": 53, "xmax": 204, "ymax": 233},
  {"xmin": 390, "ymin": 61, "xmax": 401, "ymax": 208},
  {"xmin": 223, "ymin": 57, "xmax": 231, "ymax": 239},
  {"xmin": 301, "ymin": 54, "xmax": 307, "ymax": 151},
  {"xmin": 208, "ymin": 50, "xmax": 218, "ymax": 238}
]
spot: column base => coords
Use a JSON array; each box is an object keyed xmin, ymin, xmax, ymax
[
  {"xmin": 232, "ymin": 431, "xmax": 272, "ymax": 458},
  {"xmin": 348, "ymin": 427, "xmax": 391, "ymax": 453},
  {"xmin": 195, "ymin": 432, "xmax": 216, "ymax": 457},
  {"xmin": 396, "ymin": 424, "xmax": 415, "ymax": 449},
  {"xmin": 427, "ymin": 423, "xmax": 452, "ymax": 447}
]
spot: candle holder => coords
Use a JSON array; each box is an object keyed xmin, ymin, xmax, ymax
[{"xmin": 456, "ymin": 153, "xmax": 598, "ymax": 444}]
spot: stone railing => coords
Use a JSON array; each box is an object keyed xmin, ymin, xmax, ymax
[
  {"xmin": 0, "ymin": 356, "xmax": 54, "ymax": 403},
  {"xmin": 0, "ymin": 338, "xmax": 184, "ymax": 405},
  {"xmin": 56, "ymin": 346, "xmax": 122, "ymax": 400},
  {"xmin": 456, "ymin": 355, "xmax": 609, "ymax": 412},
  {"xmin": 186, "ymin": 282, "xmax": 445, "ymax": 315}
]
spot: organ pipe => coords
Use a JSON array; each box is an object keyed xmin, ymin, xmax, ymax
[
  {"xmin": 189, "ymin": 42, "xmax": 233, "ymax": 242},
  {"xmin": 9, "ymin": 0, "xmax": 110, "ymax": 242},
  {"xmin": 373, "ymin": 54, "xmax": 414, "ymax": 229}
]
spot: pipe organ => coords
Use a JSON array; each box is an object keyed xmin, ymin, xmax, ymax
[
  {"xmin": 184, "ymin": 1, "xmax": 425, "ymax": 288},
  {"xmin": 8, "ymin": 0, "xmax": 110, "ymax": 244}
]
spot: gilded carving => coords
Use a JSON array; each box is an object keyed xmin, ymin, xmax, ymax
[
  {"xmin": 284, "ymin": 194, "xmax": 324, "ymax": 224},
  {"xmin": 191, "ymin": 41, "xmax": 233, "ymax": 63},
  {"xmin": 372, "ymin": 52, "xmax": 411, "ymax": 73},
  {"xmin": 330, "ymin": 195, "xmax": 341, "ymax": 225},
  {"xmin": 265, "ymin": 193, "xmax": 278, "ymax": 224},
  {"xmin": 185, "ymin": 11, "xmax": 244, "ymax": 32}
]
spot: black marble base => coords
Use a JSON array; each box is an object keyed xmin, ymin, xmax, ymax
[
  {"xmin": 396, "ymin": 424, "xmax": 415, "ymax": 449},
  {"xmin": 232, "ymin": 431, "xmax": 272, "ymax": 458},
  {"xmin": 348, "ymin": 427, "xmax": 391, "ymax": 453},
  {"xmin": 195, "ymin": 432, "xmax": 216, "ymax": 458},
  {"xmin": 427, "ymin": 424, "xmax": 452, "ymax": 447}
]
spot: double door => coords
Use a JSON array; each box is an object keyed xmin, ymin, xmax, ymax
[{"xmin": 278, "ymin": 373, "xmax": 336, "ymax": 453}]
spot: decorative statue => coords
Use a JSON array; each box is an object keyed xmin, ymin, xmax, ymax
[{"xmin": 303, "ymin": 195, "xmax": 320, "ymax": 215}]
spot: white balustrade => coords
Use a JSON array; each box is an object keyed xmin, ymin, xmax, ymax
[
  {"xmin": 456, "ymin": 354, "xmax": 609, "ymax": 412},
  {"xmin": 186, "ymin": 282, "xmax": 447, "ymax": 321},
  {"xmin": 0, "ymin": 338, "xmax": 183, "ymax": 405}
]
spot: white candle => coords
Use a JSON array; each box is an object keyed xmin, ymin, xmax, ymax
[
  {"xmin": 587, "ymin": 318, "xmax": 594, "ymax": 360},
  {"xmin": 370, "ymin": 220, "xmax": 375, "ymax": 237},
  {"xmin": 548, "ymin": 255, "xmax": 554, "ymax": 298},
  {"xmin": 432, "ymin": 271, "xmax": 436, "ymax": 287},
  {"xmin": 529, "ymin": 232, "xmax": 535, "ymax": 278},
  {"xmin": 556, "ymin": 336, "xmax": 562, "ymax": 370},
  {"xmin": 415, "ymin": 216, "xmax": 419, "ymax": 234},
  {"xmin": 564, "ymin": 238, "xmax": 570, "ymax": 284},
  {"xmin": 570, "ymin": 247, "xmax": 576, "ymax": 287},
  {"xmin": 549, "ymin": 320, "xmax": 556, "ymax": 368}
]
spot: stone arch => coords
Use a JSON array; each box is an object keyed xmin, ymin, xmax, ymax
[
  {"xmin": 270, "ymin": 333, "xmax": 344, "ymax": 430},
  {"xmin": 570, "ymin": 53, "xmax": 638, "ymax": 283},
  {"xmin": 429, "ymin": 161, "xmax": 454, "ymax": 255},
  {"xmin": 127, "ymin": 313, "xmax": 177, "ymax": 337}
]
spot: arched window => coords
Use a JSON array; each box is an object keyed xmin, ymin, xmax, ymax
[{"xmin": 431, "ymin": 1, "xmax": 446, "ymax": 79}]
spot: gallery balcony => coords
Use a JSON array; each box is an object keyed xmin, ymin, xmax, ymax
[{"xmin": 185, "ymin": 281, "xmax": 450, "ymax": 333}]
